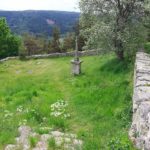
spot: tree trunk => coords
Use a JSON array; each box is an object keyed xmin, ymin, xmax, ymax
[
  {"xmin": 116, "ymin": 50, "xmax": 124, "ymax": 60},
  {"xmin": 114, "ymin": 37, "xmax": 124, "ymax": 60}
]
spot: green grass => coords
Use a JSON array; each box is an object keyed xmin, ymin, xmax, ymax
[
  {"xmin": 144, "ymin": 42, "xmax": 150, "ymax": 53},
  {"xmin": 29, "ymin": 136, "xmax": 38, "ymax": 148},
  {"xmin": 0, "ymin": 54, "xmax": 135, "ymax": 149},
  {"xmin": 48, "ymin": 137, "xmax": 56, "ymax": 150}
]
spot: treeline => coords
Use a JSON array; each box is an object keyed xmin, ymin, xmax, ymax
[
  {"xmin": 0, "ymin": 10, "xmax": 79, "ymax": 36},
  {"xmin": 0, "ymin": 18, "xmax": 86, "ymax": 59}
]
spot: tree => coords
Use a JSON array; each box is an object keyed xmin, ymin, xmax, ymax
[
  {"xmin": 0, "ymin": 18, "xmax": 20, "ymax": 59},
  {"xmin": 63, "ymin": 33, "xmax": 75, "ymax": 51},
  {"xmin": 80, "ymin": 0, "xmax": 149, "ymax": 60},
  {"xmin": 50, "ymin": 26, "xmax": 61, "ymax": 52},
  {"xmin": 144, "ymin": 2, "xmax": 150, "ymax": 41},
  {"xmin": 22, "ymin": 33, "xmax": 47, "ymax": 56},
  {"xmin": 23, "ymin": 34, "xmax": 38, "ymax": 55}
]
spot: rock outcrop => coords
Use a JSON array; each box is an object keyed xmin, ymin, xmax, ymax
[
  {"xmin": 5, "ymin": 126, "xmax": 82, "ymax": 150},
  {"xmin": 129, "ymin": 52, "xmax": 150, "ymax": 150}
]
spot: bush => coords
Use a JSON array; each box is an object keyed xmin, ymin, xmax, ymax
[
  {"xmin": 144, "ymin": 42, "xmax": 150, "ymax": 53},
  {"xmin": 19, "ymin": 39, "xmax": 27, "ymax": 60},
  {"xmin": 0, "ymin": 18, "xmax": 21, "ymax": 59}
]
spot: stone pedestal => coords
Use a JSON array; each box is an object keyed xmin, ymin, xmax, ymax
[{"xmin": 71, "ymin": 60, "xmax": 83, "ymax": 75}]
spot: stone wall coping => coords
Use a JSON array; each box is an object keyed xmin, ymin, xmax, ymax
[
  {"xmin": 0, "ymin": 50, "xmax": 99, "ymax": 63},
  {"xmin": 129, "ymin": 52, "xmax": 150, "ymax": 150}
]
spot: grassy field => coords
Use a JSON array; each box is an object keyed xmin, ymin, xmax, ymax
[{"xmin": 0, "ymin": 54, "xmax": 135, "ymax": 149}]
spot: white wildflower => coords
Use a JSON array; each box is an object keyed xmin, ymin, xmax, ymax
[
  {"xmin": 50, "ymin": 100, "xmax": 70, "ymax": 119},
  {"xmin": 16, "ymin": 106, "xmax": 23, "ymax": 113},
  {"xmin": 4, "ymin": 110, "xmax": 13, "ymax": 118}
]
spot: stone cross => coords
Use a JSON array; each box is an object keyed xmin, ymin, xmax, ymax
[
  {"xmin": 75, "ymin": 36, "xmax": 79, "ymax": 61},
  {"xmin": 71, "ymin": 36, "xmax": 83, "ymax": 75}
]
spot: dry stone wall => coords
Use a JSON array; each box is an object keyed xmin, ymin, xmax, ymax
[
  {"xmin": 0, "ymin": 50, "xmax": 99, "ymax": 62},
  {"xmin": 129, "ymin": 52, "xmax": 150, "ymax": 150},
  {"xmin": 5, "ymin": 126, "xmax": 82, "ymax": 150}
]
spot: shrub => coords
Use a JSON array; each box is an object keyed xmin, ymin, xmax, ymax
[
  {"xmin": 19, "ymin": 41, "xmax": 27, "ymax": 60},
  {"xmin": 144, "ymin": 42, "xmax": 150, "ymax": 53},
  {"xmin": 0, "ymin": 18, "xmax": 20, "ymax": 59}
]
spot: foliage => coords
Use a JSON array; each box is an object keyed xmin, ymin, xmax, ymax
[
  {"xmin": 79, "ymin": 0, "xmax": 149, "ymax": 60},
  {"xmin": 144, "ymin": 42, "xmax": 150, "ymax": 53},
  {"xmin": 19, "ymin": 33, "xmax": 50, "ymax": 56},
  {"xmin": 19, "ymin": 30, "xmax": 85, "ymax": 56},
  {"xmin": 0, "ymin": 11, "xmax": 79, "ymax": 36},
  {"xmin": 18, "ymin": 37, "xmax": 27, "ymax": 59},
  {"xmin": 143, "ymin": 1, "xmax": 150, "ymax": 42},
  {"xmin": 50, "ymin": 26, "xmax": 61, "ymax": 52},
  {"xmin": 107, "ymin": 137, "xmax": 131, "ymax": 150},
  {"xmin": 62, "ymin": 33, "xmax": 75, "ymax": 52},
  {"xmin": 0, "ymin": 18, "xmax": 20, "ymax": 59},
  {"xmin": 62, "ymin": 32, "xmax": 86, "ymax": 52}
]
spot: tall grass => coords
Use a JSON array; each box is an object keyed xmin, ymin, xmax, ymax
[{"xmin": 0, "ymin": 54, "xmax": 135, "ymax": 149}]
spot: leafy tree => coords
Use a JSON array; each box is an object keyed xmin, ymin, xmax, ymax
[
  {"xmin": 22, "ymin": 33, "xmax": 48, "ymax": 56},
  {"xmin": 0, "ymin": 18, "xmax": 20, "ymax": 59},
  {"xmin": 63, "ymin": 33, "xmax": 75, "ymax": 51},
  {"xmin": 50, "ymin": 26, "xmax": 61, "ymax": 52},
  {"xmin": 79, "ymin": 0, "xmax": 149, "ymax": 60},
  {"xmin": 144, "ymin": 2, "xmax": 150, "ymax": 41},
  {"xmin": 23, "ymin": 34, "xmax": 38, "ymax": 55},
  {"xmin": 18, "ymin": 38, "xmax": 27, "ymax": 59}
]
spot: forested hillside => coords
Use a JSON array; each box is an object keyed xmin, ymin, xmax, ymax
[{"xmin": 0, "ymin": 10, "xmax": 80, "ymax": 36}]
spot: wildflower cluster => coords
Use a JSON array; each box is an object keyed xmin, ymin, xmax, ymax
[
  {"xmin": 4, "ymin": 110, "xmax": 13, "ymax": 118},
  {"xmin": 16, "ymin": 105, "xmax": 23, "ymax": 113},
  {"xmin": 16, "ymin": 105, "xmax": 29, "ymax": 114},
  {"xmin": 50, "ymin": 100, "xmax": 70, "ymax": 118}
]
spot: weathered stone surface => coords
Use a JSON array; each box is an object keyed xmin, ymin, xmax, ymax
[
  {"xmin": 17, "ymin": 126, "xmax": 31, "ymax": 150},
  {"xmin": 51, "ymin": 131, "xmax": 64, "ymax": 137},
  {"xmin": 5, "ymin": 144, "xmax": 18, "ymax": 150},
  {"xmin": 5, "ymin": 125, "xmax": 82, "ymax": 150},
  {"xmin": 71, "ymin": 60, "xmax": 83, "ymax": 75},
  {"xmin": 129, "ymin": 52, "xmax": 150, "ymax": 150}
]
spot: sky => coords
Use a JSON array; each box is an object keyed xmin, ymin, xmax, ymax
[{"xmin": 0, "ymin": 0, "xmax": 80, "ymax": 12}]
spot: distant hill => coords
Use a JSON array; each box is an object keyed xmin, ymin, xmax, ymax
[{"xmin": 0, "ymin": 10, "xmax": 80, "ymax": 36}]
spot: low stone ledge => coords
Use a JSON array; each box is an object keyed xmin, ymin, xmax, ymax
[
  {"xmin": 129, "ymin": 52, "xmax": 150, "ymax": 150},
  {"xmin": 5, "ymin": 126, "xmax": 82, "ymax": 150},
  {"xmin": 0, "ymin": 50, "xmax": 99, "ymax": 63}
]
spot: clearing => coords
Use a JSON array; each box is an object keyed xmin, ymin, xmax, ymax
[{"xmin": 0, "ymin": 54, "xmax": 135, "ymax": 149}]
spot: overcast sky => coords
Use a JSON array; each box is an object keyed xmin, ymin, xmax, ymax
[{"xmin": 0, "ymin": 0, "xmax": 80, "ymax": 12}]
